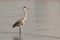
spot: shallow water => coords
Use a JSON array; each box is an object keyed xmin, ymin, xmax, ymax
[{"xmin": 0, "ymin": 0, "xmax": 60, "ymax": 40}]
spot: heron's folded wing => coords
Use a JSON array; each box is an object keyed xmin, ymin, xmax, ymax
[{"xmin": 12, "ymin": 21, "xmax": 20, "ymax": 28}]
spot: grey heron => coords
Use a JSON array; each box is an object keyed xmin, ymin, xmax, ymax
[{"xmin": 12, "ymin": 6, "xmax": 29, "ymax": 40}]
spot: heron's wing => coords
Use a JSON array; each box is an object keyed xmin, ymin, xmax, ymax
[
  {"xmin": 12, "ymin": 21, "xmax": 20, "ymax": 28},
  {"xmin": 12, "ymin": 16, "xmax": 25, "ymax": 28}
]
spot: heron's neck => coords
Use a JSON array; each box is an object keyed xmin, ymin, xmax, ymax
[{"xmin": 23, "ymin": 8, "xmax": 27, "ymax": 17}]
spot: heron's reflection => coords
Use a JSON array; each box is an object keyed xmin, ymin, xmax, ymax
[{"xmin": 13, "ymin": 36, "xmax": 23, "ymax": 40}]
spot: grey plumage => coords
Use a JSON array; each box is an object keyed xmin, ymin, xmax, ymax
[
  {"xmin": 12, "ymin": 21, "xmax": 20, "ymax": 28},
  {"xmin": 12, "ymin": 6, "xmax": 29, "ymax": 40},
  {"xmin": 12, "ymin": 6, "xmax": 28, "ymax": 28},
  {"xmin": 12, "ymin": 18, "xmax": 24, "ymax": 28}
]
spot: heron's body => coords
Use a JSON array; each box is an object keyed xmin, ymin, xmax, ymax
[{"xmin": 12, "ymin": 6, "xmax": 28, "ymax": 28}]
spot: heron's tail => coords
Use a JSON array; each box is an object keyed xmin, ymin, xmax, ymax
[
  {"xmin": 12, "ymin": 23, "xmax": 17, "ymax": 28},
  {"xmin": 12, "ymin": 21, "xmax": 20, "ymax": 28},
  {"xmin": 12, "ymin": 22, "xmax": 18, "ymax": 28}
]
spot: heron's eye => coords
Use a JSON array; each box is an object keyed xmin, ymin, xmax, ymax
[{"xmin": 23, "ymin": 6, "xmax": 26, "ymax": 8}]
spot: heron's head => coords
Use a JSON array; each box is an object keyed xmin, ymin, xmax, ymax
[
  {"xmin": 23, "ymin": 6, "xmax": 26, "ymax": 9},
  {"xmin": 23, "ymin": 6, "xmax": 30, "ymax": 11}
]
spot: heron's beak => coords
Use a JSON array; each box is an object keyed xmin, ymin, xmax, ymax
[
  {"xmin": 27, "ymin": 7, "xmax": 31, "ymax": 10},
  {"xmin": 27, "ymin": 8, "xmax": 29, "ymax": 9}
]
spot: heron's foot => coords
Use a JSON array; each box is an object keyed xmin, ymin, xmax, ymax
[
  {"xmin": 13, "ymin": 36, "xmax": 23, "ymax": 40},
  {"xmin": 19, "ymin": 36, "xmax": 23, "ymax": 40}
]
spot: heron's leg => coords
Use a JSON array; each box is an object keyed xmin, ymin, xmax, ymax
[{"xmin": 19, "ymin": 25, "xmax": 21, "ymax": 40}]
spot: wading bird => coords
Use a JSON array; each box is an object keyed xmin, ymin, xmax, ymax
[{"xmin": 12, "ymin": 6, "xmax": 29, "ymax": 40}]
